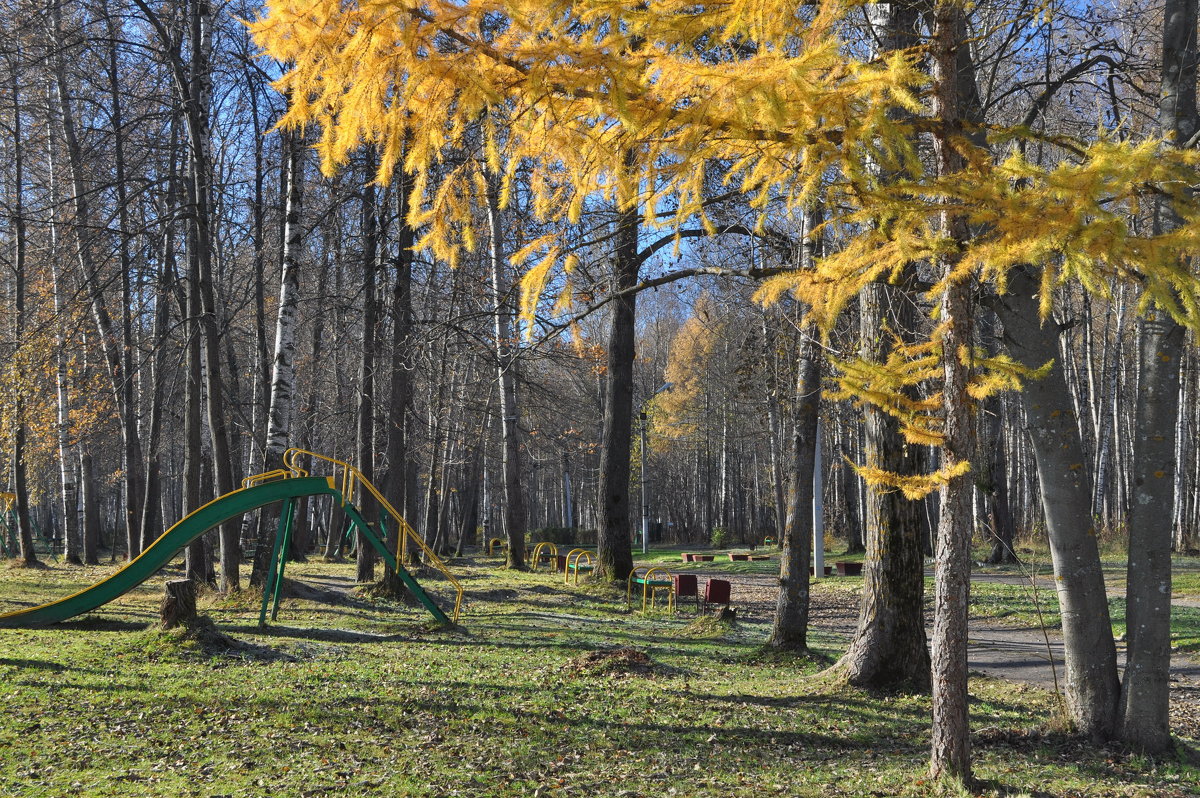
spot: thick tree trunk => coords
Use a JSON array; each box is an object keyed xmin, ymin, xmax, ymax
[
  {"xmin": 595, "ymin": 203, "xmax": 640, "ymax": 581},
  {"xmin": 769, "ymin": 325, "xmax": 820, "ymax": 649},
  {"xmin": 830, "ymin": 0, "xmax": 929, "ymax": 692},
  {"xmin": 829, "ymin": 281, "xmax": 930, "ymax": 690},
  {"xmin": 1120, "ymin": 0, "xmax": 1197, "ymax": 753},
  {"xmin": 1121, "ymin": 315, "xmax": 1183, "ymax": 752},
  {"xmin": 995, "ymin": 267, "xmax": 1121, "ymax": 740},
  {"xmin": 928, "ymin": 6, "xmax": 974, "ymax": 782}
]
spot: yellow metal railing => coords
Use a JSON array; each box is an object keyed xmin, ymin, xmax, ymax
[
  {"xmin": 627, "ymin": 566, "xmax": 675, "ymax": 613},
  {"xmin": 564, "ymin": 548, "xmax": 594, "ymax": 585},
  {"xmin": 530, "ymin": 541, "xmax": 558, "ymax": 571},
  {"xmin": 259, "ymin": 448, "xmax": 463, "ymax": 623},
  {"xmin": 242, "ymin": 468, "xmax": 308, "ymax": 489}
]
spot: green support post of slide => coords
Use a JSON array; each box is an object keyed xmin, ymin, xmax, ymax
[
  {"xmin": 258, "ymin": 496, "xmax": 296, "ymax": 627},
  {"xmin": 272, "ymin": 498, "xmax": 299, "ymax": 622},
  {"xmin": 341, "ymin": 503, "xmax": 451, "ymax": 625}
]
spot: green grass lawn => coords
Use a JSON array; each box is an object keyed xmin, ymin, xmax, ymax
[{"xmin": 0, "ymin": 554, "xmax": 1197, "ymax": 797}]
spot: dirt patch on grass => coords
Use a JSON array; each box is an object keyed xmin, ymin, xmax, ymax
[{"xmin": 563, "ymin": 647, "xmax": 658, "ymax": 678}]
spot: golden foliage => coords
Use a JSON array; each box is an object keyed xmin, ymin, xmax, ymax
[{"xmin": 252, "ymin": 0, "xmax": 1200, "ymax": 492}]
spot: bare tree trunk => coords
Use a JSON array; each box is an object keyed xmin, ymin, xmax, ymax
[
  {"xmin": 140, "ymin": 115, "xmax": 181, "ymax": 554},
  {"xmin": 184, "ymin": 241, "xmax": 207, "ymax": 583},
  {"xmin": 1123, "ymin": 316, "xmax": 1183, "ymax": 752},
  {"xmin": 7, "ymin": 58, "xmax": 36, "ymax": 567},
  {"xmin": 928, "ymin": 6, "xmax": 974, "ymax": 781},
  {"xmin": 79, "ymin": 449, "xmax": 99, "ymax": 563},
  {"xmin": 769, "ymin": 325, "xmax": 820, "ymax": 649},
  {"xmin": 994, "ymin": 267, "xmax": 1121, "ymax": 741},
  {"xmin": 183, "ymin": 0, "xmax": 239, "ymax": 591},
  {"xmin": 980, "ymin": 315, "xmax": 1016, "ymax": 565},
  {"xmin": 1120, "ymin": 0, "xmax": 1197, "ymax": 753},
  {"xmin": 43, "ymin": 101, "xmax": 80, "ymax": 565},
  {"xmin": 102, "ymin": 0, "xmax": 145, "ymax": 561},
  {"xmin": 253, "ymin": 126, "xmax": 304, "ymax": 586},
  {"xmin": 379, "ymin": 166, "xmax": 416, "ymax": 591},
  {"xmin": 50, "ymin": 0, "xmax": 143, "ymax": 563},
  {"xmin": 829, "ymin": 0, "xmax": 929, "ymax": 692},
  {"xmin": 596, "ymin": 199, "xmax": 639, "ymax": 581},
  {"xmin": 486, "ymin": 175, "xmax": 528, "ymax": 569},
  {"xmin": 763, "ymin": 312, "xmax": 787, "ymax": 544},
  {"xmin": 356, "ymin": 152, "xmax": 380, "ymax": 584}
]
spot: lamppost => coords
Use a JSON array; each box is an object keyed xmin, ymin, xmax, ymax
[
  {"xmin": 640, "ymin": 411, "xmax": 649, "ymax": 554},
  {"xmin": 813, "ymin": 419, "xmax": 824, "ymax": 579}
]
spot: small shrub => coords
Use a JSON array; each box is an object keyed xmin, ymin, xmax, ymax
[
  {"xmin": 529, "ymin": 526, "xmax": 577, "ymax": 545},
  {"xmin": 710, "ymin": 526, "xmax": 729, "ymax": 548}
]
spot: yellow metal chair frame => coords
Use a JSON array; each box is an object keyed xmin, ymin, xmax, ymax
[
  {"xmin": 627, "ymin": 566, "xmax": 676, "ymax": 613},
  {"xmin": 487, "ymin": 537, "xmax": 507, "ymax": 557},
  {"xmin": 564, "ymin": 548, "xmax": 594, "ymax": 585},
  {"xmin": 531, "ymin": 541, "xmax": 558, "ymax": 571}
]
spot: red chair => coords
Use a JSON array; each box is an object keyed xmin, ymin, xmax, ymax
[
  {"xmin": 674, "ymin": 574, "xmax": 699, "ymax": 612},
  {"xmin": 703, "ymin": 578, "xmax": 731, "ymax": 611}
]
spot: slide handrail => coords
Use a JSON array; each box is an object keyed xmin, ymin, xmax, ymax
[
  {"xmin": 242, "ymin": 468, "xmax": 307, "ymax": 488},
  {"xmin": 282, "ymin": 448, "xmax": 463, "ymax": 622}
]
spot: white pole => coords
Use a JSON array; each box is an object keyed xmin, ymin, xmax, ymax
[
  {"xmin": 813, "ymin": 420, "xmax": 824, "ymax": 579},
  {"xmin": 640, "ymin": 411, "xmax": 649, "ymax": 554},
  {"xmin": 562, "ymin": 454, "xmax": 573, "ymax": 530}
]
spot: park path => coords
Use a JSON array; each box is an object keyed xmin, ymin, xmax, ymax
[{"xmin": 689, "ymin": 567, "xmax": 1200, "ymax": 690}]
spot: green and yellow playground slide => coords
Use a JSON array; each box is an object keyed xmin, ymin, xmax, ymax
[{"xmin": 0, "ymin": 449, "xmax": 462, "ymax": 629}]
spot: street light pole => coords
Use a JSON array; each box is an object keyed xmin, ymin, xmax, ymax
[
  {"xmin": 813, "ymin": 419, "xmax": 824, "ymax": 579},
  {"xmin": 640, "ymin": 410, "xmax": 649, "ymax": 554}
]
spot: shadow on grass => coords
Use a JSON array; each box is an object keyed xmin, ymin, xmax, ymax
[
  {"xmin": 54, "ymin": 617, "xmax": 149, "ymax": 632},
  {"xmin": 222, "ymin": 623, "xmax": 411, "ymax": 645},
  {"xmin": 0, "ymin": 657, "xmax": 68, "ymax": 672}
]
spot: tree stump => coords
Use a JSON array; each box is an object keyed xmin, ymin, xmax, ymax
[
  {"xmin": 713, "ymin": 606, "xmax": 737, "ymax": 626},
  {"xmin": 160, "ymin": 579, "xmax": 197, "ymax": 630}
]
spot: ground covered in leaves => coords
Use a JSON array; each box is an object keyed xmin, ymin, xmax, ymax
[{"xmin": 1, "ymin": 551, "xmax": 1198, "ymax": 797}]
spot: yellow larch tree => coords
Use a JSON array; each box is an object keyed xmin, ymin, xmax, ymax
[{"xmin": 252, "ymin": 0, "xmax": 1200, "ymax": 782}]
